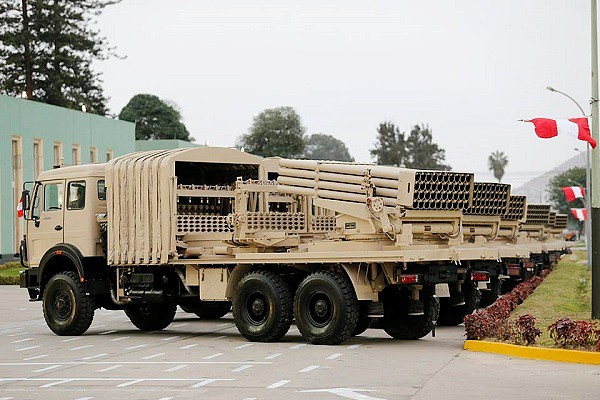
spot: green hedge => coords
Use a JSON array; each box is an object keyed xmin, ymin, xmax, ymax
[
  {"xmin": 0, "ymin": 261, "xmax": 21, "ymax": 271},
  {"xmin": 0, "ymin": 276, "xmax": 19, "ymax": 285},
  {"xmin": 0, "ymin": 262, "xmax": 22, "ymax": 285}
]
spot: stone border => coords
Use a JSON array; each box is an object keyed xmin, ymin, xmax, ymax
[{"xmin": 464, "ymin": 340, "xmax": 600, "ymax": 365}]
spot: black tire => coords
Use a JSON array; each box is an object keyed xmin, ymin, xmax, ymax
[
  {"xmin": 437, "ymin": 285, "xmax": 481, "ymax": 326},
  {"xmin": 382, "ymin": 287, "xmax": 437, "ymax": 340},
  {"xmin": 352, "ymin": 301, "xmax": 372, "ymax": 336},
  {"xmin": 232, "ymin": 270, "xmax": 293, "ymax": 342},
  {"xmin": 125, "ymin": 303, "xmax": 177, "ymax": 331},
  {"xmin": 479, "ymin": 278, "xmax": 501, "ymax": 308},
  {"xmin": 180, "ymin": 300, "xmax": 231, "ymax": 319},
  {"xmin": 43, "ymin": 271, "xmax": 95, "ymax": 336},
  {"xmin": 294, "ymin": 271, "xmax": 359, "ymax": 345}
]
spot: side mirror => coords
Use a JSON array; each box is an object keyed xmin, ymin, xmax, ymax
[{"xmin": 21, "ymin": 190, "xmax": 31, "ymax": 220}]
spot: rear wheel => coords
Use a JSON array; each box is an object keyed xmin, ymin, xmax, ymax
[
  {"xmin": 125, "ymin": 303, "xmax": 177, "ymax": 331},
  {"xmin": 382, "ymin": 287, "xmax": 438, "ymax": 340},
  {"xmin": 43, "ymin": 271, "xmax": 95, "ymax": 336},
  {"xmin": 479, "ymin": 278, "xmax": 501, "ymax": 308},
  {"xmin": 232, "ymin": 270, "xmax": 293, "ymax": 342},
  {"xmin": 294, "ymin": 271, "xmax": 358, "ymax": 345}
]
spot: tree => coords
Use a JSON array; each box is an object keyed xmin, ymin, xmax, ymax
[
  {"xmin": 547, "ymin": 167, "xmax": 586, "ymax": 228},
  {"xmin": 370, "ymin": 122, "xmax": 450, "ymax": 170},
  {"xmin": 237, "ymin": 107, "xmax": 306, "ymax": 158},
  {"xmin": 405, "ymin": 124, "xmax": 451, "ymax": 170},
  {"xmin": 303, "ymin": 134, "xmax": 354, "ymax": 162},
  {"xmin": 0, "ymin": 0, "xmax": 120, "ymax": 114},
  {"xmin": 118, "ymin": 94, "xmax": 193, "ymax": 141},
  {"xmin": 488, "ymin": 151, "xmax": 509, "ymax": 182},
  {"xmin": 370, "ymin": 122, "xmax": 407, "ymax": 167}
]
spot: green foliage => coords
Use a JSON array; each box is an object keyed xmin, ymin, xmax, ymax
[
  {"xmin": 488, "ymin": 151, "xmax": 509, "ymax": 182},
  {"xmin": 118, "ymin": 94, "xmax": 193, "ymax": 141},
  {"xmin": 0, "ymin": 262, "xmax": 21, "ymax": 271},
  {"xmin": 237, "ymin": 107, "xmax": 306, "ymax": 158},
  {"xmin": 0, "ymin": 264, "xmax": 22, "ymax": 285},
  {"xmin": 370, "ymin": 122, "xmax": 450, "ymax": 170},
  {"xmin": 547, "ymin": 167, "xmax": 586, "ymax": 228},
  {"xmin": 303, "ymin": 134, "xmax": 354, "ymax": 162},
  {"xmin": 0, "ymin": 0, "xmax": 120, "ymax": 114}
]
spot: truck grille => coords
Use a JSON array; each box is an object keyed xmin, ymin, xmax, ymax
[
  {"xmin": 463, "ymin": 182, "xmax": 510, "ymax": 216},
  {"xmin": 524, "ymin": 204, "xmax": 551, "ymax": 225},
  {"xmin": 412, "ymin": 171, "xmax": 473, "ymax": 210},
  {"xmin": 502, "ymin": 195, "xmax": 526, "ymax": 221}
]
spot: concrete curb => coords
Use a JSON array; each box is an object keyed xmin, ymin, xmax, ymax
[{"xmin": 464, "ymin": 340, "xmax": 600, "ymax": 365}]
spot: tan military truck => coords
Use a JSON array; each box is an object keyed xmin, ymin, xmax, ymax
[{"xmin": 19, "ymin": 148, "xmax": 521, "ymax": 344}]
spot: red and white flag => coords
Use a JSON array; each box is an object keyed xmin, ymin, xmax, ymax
[
  {"xmin": 525, "ymin": 117, "xmax": 597, "ymax": 148},
  {"xmin": 16, "ymin": 196, "xmax": 24, "ymax": 218},
  {"xmin": 561, "ymin": 186, "xmax": 585, "ymax": 202},
  {"xmin": 570, "ymin": 208, "xmax": 588, "ymax": 221}
]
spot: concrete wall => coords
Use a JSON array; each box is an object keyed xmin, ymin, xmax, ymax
[
  {"xmin": 135, "ymin": 139, "xmax": 201, "ymax": 151},
  {"xmin": 0, "ymin": 95, "xmax": 135, "ymax": 258}
]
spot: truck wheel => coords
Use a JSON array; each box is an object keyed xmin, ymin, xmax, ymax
[
  {"xmin": 479, "ymin": 278, "xmax": 501, "ymax": 308},
  {"xmin": 125, "ymin": 303, "xmax": 177, "ymax": 331},
  {"xmin": 382, "ymin": 287, "xmax": 437, "ymax": 340},
  {"xmin": 232, "ymin": 270, "xmax": 293, "ymax": 342},
  {"xmin": 352, "ymin": 302, "xmax": 372, "ymax": 336},
  {"xmin": 294, "ymin": 271, "xmax": 358, "ymax": 345},
  {"xmin": 437, "ymin": 286, "xmax": 481, "ymax": 326},
  {"xmin": 180, "ymin": 301, "xmax": 231, "ymax": 319},
  {"xmin": 42, "ymin": 271, "xmax": 95, "ymax": 336}
]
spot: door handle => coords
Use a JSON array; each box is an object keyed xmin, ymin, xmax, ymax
[{"xmin": 54, "ymin": 225, "xmax": 63, "ymax": 231}]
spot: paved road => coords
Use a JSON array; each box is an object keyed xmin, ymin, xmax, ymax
[{"xmin": 0, "ymin": 286, "xmax": 598, "ymax": 400}]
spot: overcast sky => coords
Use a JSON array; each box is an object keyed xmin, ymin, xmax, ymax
[{"xmin": 97, "ymin": 0, "xmax": 592, "ymax": 177}]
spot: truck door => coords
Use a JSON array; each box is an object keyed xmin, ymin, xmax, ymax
[{"xmin": 27, "ymin": 180, "xmax": 64, "ymax": 267}]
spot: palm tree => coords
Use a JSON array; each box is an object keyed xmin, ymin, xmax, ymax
[{"xmin": 488, "ymin": 151, "xmax": 508, "ymax": 182}]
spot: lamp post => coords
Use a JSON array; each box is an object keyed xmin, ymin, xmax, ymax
[
  {"xmin": 546, "ymin": 86, "xmax": 592, "ymax": 267},
  {"xmin": 591, "ymin": 0, "xmax": 600, "ymax": 319}
]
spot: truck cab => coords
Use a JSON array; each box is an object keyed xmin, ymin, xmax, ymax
[{"xmin": 20, "ymin": 164, "xmax": 107, "ymax": 301}]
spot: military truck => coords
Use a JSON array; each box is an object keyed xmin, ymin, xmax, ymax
[{"xmin": 18, "ymin": 148, "xmax": 558, "ymax": 344}]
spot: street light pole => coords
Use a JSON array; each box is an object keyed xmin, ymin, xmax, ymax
[
  {"xmin": 591, "ymin": 0, "xmax": 600, "ymax": 319},
  {"xmin": 546, "ymin": 86, "xmax": 592, "ymax": 267}
]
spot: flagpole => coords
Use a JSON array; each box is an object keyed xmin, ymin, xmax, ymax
[
  {"xmin": 590, "ymin": 0, "xmax": 600, "ymax": 319},
  {"xmin": 545, "ymin": 87, "xmax": 592, "ymax": 266}
]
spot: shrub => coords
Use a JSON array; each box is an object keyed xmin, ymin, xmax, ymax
[
  {"xmin": 548, "ymin": 318, "xmax": 600, "ymax": 350},
  {"xmin": 514, "ymin": 315, "xmax": 541, "ymax": 345},
  {"xmin": 0, "ymin": 276, "xmax": 19, "ymax": 285},
  {"xmin": 464, "ymin": 273, "xmax": 548, "ymax": 344},
  {"xmin": 0, "ymin": 261, "xmax": 21, "ymax": 271}
]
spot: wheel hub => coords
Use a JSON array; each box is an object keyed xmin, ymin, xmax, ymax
[
  {"xmin": 53, "ymin": 290, "xmax": 72, "ymax": 320},
  {"xmin": 307, "ymin": 292, "xmax": 333, "ymax": 328},
  {"xmin": 251, "ymin": 298, "xmax": 265, "ymax": 316},
  {"xmin": 314, "ymin": 299, "xmax": 329, "ymax": 318}
]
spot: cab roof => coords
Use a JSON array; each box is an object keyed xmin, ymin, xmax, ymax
[{"xmin": 37, "ymin": 163, "xmax": 106, "ymax": 181}]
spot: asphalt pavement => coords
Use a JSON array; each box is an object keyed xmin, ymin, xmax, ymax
[{"xmin": 0, "ymin": 285, "xmax": 598, "ymax": 400}]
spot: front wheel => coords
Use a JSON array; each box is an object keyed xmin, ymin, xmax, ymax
[
  {"xmin": 125, "ymin": 303, "xmax": 177, "ymax": 331},
  {"xmin": 294, "ymin": 271, "xmax": 358, "ymax": 345},
  {"xmin": 382, "ymin": 287, "xmax": 438, "ymax": 340},
  {"xmin": 438, "ymin": 285, "xmax": 481, "ymax": 326},
  {"xmin": 42, "ymin": 271, "xmax": 95, "ymax": 336},
  {"xmin": 479, "ymin": 278, "xmax": 501, "ymax": 308}
]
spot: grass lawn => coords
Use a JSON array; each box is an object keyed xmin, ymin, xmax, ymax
[
  {"xmin": 0, "ymin": 262, "xmax": 22, "ymax": 284},
  {"xmin": 0, "ymin": 267, "xmax": 22, "ymax": 278},
  {"xmin": 511, "ymin": 250, "xmax": 593, "ymax": 347}
]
